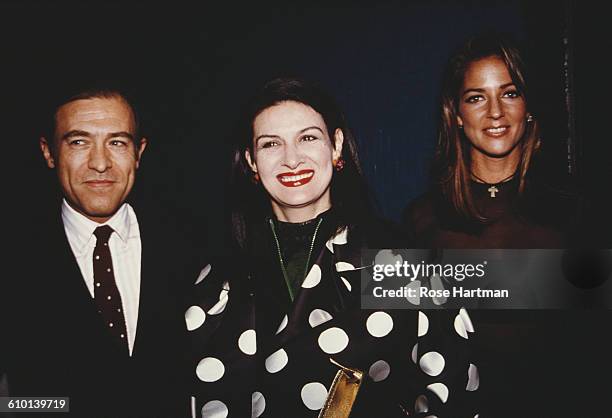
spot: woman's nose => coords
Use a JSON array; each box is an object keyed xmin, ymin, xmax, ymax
[
  {"xmin": 282, "ymin": 143, "xmax": 303, "ymax": 169},
  {"xmin": 488, "ymin": 97, "xmax": 504, "ymax": 119}
]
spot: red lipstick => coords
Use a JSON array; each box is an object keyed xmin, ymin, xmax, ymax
[{"xmin": 276, "ymin": 169, "xmax": 314, "ymax": 187}]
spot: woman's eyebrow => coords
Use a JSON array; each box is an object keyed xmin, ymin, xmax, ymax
[
  {"xmin": 298, "ymin": 126, "xmax": 324, "ymax": 134},
  {"xmin": 254, "ymin": 134, "xmax": 281, "ymax": 143},
  {"xmin": 462, "ymin": 82, "xmax": 516, "ymax": 95},
  {"xmin": 255, "ymin": 126, "xmax": 325, "ymax": 143}
]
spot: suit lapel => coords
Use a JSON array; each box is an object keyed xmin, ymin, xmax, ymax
[
  {"xmin": 131, "ymin": 211, "xmax": 152, "ymax": 358},
  {"xmin": 52, "ymin": 216, "xmax": 103, "ymax": 327},
  {"xmin": 131, "ymin": 209, "xmax": 182, "ymax": 358},
  {"xmin": 41, "ymin": 213, "xmax": 123, "ymax": 358}
]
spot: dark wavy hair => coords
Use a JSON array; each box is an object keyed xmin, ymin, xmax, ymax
[
  {"xmin": 433, "ymin": 32, "xmax": 541, "ymax": 222},
  {"xmin": 230, "ymin": 77, "xmax": 374, "ymax": 249}
]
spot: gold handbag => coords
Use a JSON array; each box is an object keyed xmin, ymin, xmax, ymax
[{"xmin": 318, "ymin": 358, "xmax": 364, "ymax": 418}]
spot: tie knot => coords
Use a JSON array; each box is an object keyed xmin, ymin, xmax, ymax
[{"xmin": 94, "ymin": 225, "xmax": 114, "ymax": 244}]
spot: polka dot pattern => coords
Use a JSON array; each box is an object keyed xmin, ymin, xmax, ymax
[
  {"xmin": 265, "ymin": 349, "xmax": 288, "ymax": 374},
  {"xmin": 368, "ymin": 360, "xmax": 390, "ymax": 382},
  {"xmin": 251, "ymin": 392, "xmax": 265, "ymax": 418},
  {"xmin": 185, "ymin": 305, "xmax": 206, "ymax": 331},
  {"xmin": 459, "ymin": 308, "xmax": 475, "ymax": 332},
  {"xmin": 335, "ymin": 261, "xmax": 356, "ymax": 272},
  {"xmin": 406, "ymin": 280, "xmax": 421, "ymax": 305},
  {"xmin": 366, "ymin": 311, "xmax": 393, "ymax": 337},
  {"xmin": 415, "ymin": 395, "xmax": 429, "ymax": 413},
  {"xmin": 302, "ymin": 265, "xmax": 322, "ymax": 288},
  {"xmin": 300, "ymin": 382, "xmax": 328, "ymax": 411},
  {"xmin": 196, "ymin": 357, "xmax": 225, "ymax": 382},
  {"xmin": 201, "ymin": 400, "xmax": 228, "ymax": 418},
  {"xmin": 275, "ymin": 315, "xmax": 288, "ymax": 335},
  {"xmin": 324, "ymin": 227, "xmax": 347, "ymax": 253},
  {"xmin": 195, "ymin": 264, "xmax": 212, "ymax": 285},
  {"xmin": 207, "ymin": 282, "xmax": 229, "ymax": 315},
  {"xmin": 411, "ymin": 343, "xmax": 418, "ymax": 364},
  {"xmin": 418, "ymin": 311, "xmax": 429, "ymax": 337},
  {"xmin": 426, "ymin": 382, "xmax": 449, "ymax": 403},
  {"xmin": 374, "ymin": 249, "xmax": 403, "ymax": 270},
  {"xmin": 238, "ymin": 329, "xmax": 256, "ymax": 355},
  {"xmin": 317, "ymin": 327, "xmax": 349, "ymax": 354},
  {"xmin": 330, "ymin": 227, "xmax": 348, "ymax": 245},
  {"xmin": 189, "ymin": 231, "xmax": 479, "ymax": 417},
  {"xmin": 308, "ymin": 309, "xmax": 333, "ymax": 328},
  {"xmin": 466, "ymin": 363, "xmax": 479, "ymax": 391},
  {"xmin": 419, "ymin": 351, "xmax": 445, "ymax": 377},
  {"xmin": 454, "ymin": 314, "xmax": 468, "ymax": 339},
  {"xmin": 430, "ymin": 274, "xmax": 447, "ymax": 305}
]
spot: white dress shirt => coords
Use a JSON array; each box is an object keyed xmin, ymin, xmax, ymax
[{"xmin": 62, "ymin": 199, "xmax": 142, "ymax": 356}]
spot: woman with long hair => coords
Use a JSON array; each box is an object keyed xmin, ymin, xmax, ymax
[
  {"xmin": 404, "ymin": 33, "xmax": 576, "ymax": 248},
  {"xmin": 402, "ymin": 33, "xmax": 581, "ymax": 416},
  {"xmin": 188, "ymin": 77, "xmax": 478, "ymax": 417}
]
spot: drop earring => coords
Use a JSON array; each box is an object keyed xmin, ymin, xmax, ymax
[{"xmin": 333, "ymin": 158, "xmax": 345, "ymax": 171}]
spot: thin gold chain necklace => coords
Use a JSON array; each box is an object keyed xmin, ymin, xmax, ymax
[{"xmin": 269, "ymin": 217, "xmax": 324, "ymax": 302}]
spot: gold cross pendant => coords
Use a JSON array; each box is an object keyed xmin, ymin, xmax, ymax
[{"xmin": 488, "ymin": 185, "xmax": 499, "ymax": 198}]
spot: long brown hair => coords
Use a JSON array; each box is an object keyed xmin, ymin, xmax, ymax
[{"xmin": 434, "ymin": 33, "xmax": 541, "ymax": 222}]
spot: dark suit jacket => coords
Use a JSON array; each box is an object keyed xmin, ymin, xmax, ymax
[{"xmin": 2, "ymin": 202, "xmax": 203, "ymax": 418}]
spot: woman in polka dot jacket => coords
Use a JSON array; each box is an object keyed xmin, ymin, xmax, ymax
[{"xmin": 186, "ymin": 77, "xmax": 479, "ymax": 417}]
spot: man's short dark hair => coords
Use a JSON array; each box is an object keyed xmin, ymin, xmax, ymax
[{"xmin": 43, "ymin": 83, "xmax": 142, "ymax": 153}]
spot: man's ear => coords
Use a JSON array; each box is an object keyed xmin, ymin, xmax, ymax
[
  {"xmin": 332, "ymin": 128, "xmax": 344, "ymax": 161},
  {"xmin": 40, "ymin": 137, "xmax": 55, "ymax": 168},
  {"xmin": 135, "ymin": 137, "xmax": 148, "ymax": 169},
  {"xmin": 244, "ymin": 148, "xmax": 257, "ymax": 173}
]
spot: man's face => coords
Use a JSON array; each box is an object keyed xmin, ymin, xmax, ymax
[{"xmin": 40, "ymin": 96, "xmax": 147, "ymax": 223}]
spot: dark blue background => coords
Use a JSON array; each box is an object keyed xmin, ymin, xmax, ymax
[
  {"xmin": 3, "ymin": 0, "xmax": 573, "ymax": 234},
  {"xmin": 2, "ymin": 3, "xmax": 610, "ymax": 416}
]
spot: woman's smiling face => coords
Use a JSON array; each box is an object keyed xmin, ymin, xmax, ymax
[
  {"xmin": 457, "ymin": 55, "xmax": 528, "ymax": 160},
  {"xmin": 246, "ymin": 100, "xmax": 343, "ymax": 221}
]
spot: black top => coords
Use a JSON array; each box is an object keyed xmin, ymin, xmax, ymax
[
  {"xmin": 402, "ymin": 177, "xmax": 578, "ymax": 248},
  {"xmin": 189, "ymin": 210, "xmax": 479, "ymax": 417},
  {"xmin": 402, "ymin": 178, "xmax": 596, "ymax": 417},
  {"xmin": 271, "ymin": 211, "xmax": 329, "ymax": 301}
]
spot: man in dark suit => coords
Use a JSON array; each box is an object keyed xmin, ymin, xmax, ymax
[{"xmin": 2, "ymin": 87, "xmax": 193, "ymax": 417}]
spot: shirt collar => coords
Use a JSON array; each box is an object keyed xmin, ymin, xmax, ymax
[{"xmin": 61, "ymin": 199, "xmax": 132, "ymax": 254}]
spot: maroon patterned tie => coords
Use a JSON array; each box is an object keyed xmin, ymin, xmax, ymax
[{"xmin": 93, "ymin": 225, "xmax": 128, "ymax": 355}]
